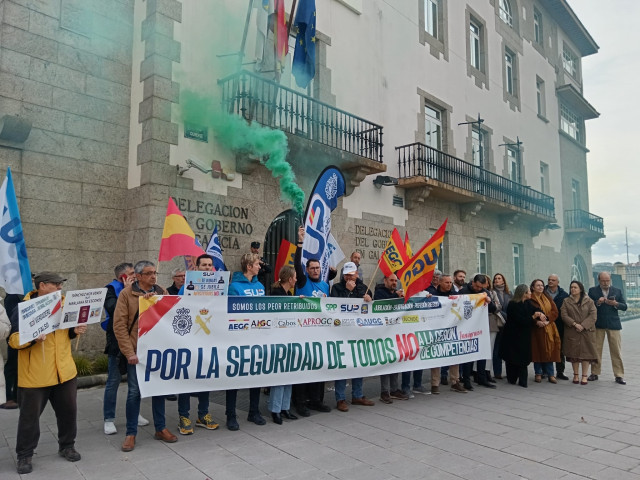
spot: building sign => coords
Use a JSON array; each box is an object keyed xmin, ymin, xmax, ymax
[
  {"xmin": 173, "ymin": 197, "xmax": 254, "ymax": 250},
  {"xmin": 184, "ymin": 123, "xmax": 208, "ymax": 143},
  {"xmin": 354, "ymin": 223, "xmax": 395, "ymax": 260}
]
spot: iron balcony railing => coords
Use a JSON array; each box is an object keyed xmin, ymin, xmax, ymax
[
  {"xmin": 218, "ymin": 70, "xmax": 383, "ymax": 163},
  {"xmin": 564, "ymin": 209, "xmax": 604, "ymax": 235},
  {"xmin": 396, "ymin": 142, "xmax": 555, "ymax": 218}
]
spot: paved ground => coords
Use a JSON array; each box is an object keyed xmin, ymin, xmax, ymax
[{"xmin": 2, "ymin": 320, "xmax": 640, "ymax": 480}]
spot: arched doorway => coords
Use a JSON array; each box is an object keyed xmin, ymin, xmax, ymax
[{"xmin": 263, "ymin": 209, "xmax": 302, "ymax": 294}]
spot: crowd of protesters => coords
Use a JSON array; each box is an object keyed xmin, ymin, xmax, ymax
[{"xmin": 1, "ymin": 231, "xmax": 628, "ymax": 473}]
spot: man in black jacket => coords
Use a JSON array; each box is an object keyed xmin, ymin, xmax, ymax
[
  {"xmin": 588, "ymin": 272, "xmax": 628, "ymax": 384},
  {"xmin": 331, "ymin": 262, "xmax": 373, "ymax": 411},
  {"xmin": 459, "ymin": 274, "xmax": 497, "ymax": 389},
  {"xmin": 546, "ymin": 274, "xmax": 570, "ymax": 380}
]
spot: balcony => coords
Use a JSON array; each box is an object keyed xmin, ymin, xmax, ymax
[
  {"xmin": 395, "ymin": 142, "xmax": 556, "ymax": 227},
  {"xmin": 564, "ymin": 209, "xmax": 605, "ymax": 246},
  {"xmin": 218, "ymin": 70, "xmax": 386, "ymax": 194}
]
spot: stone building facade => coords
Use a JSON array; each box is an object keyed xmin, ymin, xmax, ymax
[{"xmin": 0, "ymin": 0, "xmax": 604, "ymax": 353}]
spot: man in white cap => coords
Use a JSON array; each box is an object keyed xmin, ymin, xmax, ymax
[{"xmin": 331, "ymin": 262, "xmax": 374, "ymax": 412}]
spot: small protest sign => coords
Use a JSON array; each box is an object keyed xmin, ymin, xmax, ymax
[
  {"xmin": 18, "ymin": 291, "xmax": 62, "ymax": 345},
  {"xmin": 184, "ymin": 271, "xmax": 230, "ymax": 296},
  {"xmin": 60, "ymin": 288, "xmax": 107, "ymax": 329}
]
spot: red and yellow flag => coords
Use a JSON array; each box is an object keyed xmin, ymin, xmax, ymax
[
  {"xmin": 158, "ymin": 198, "xmax": 205, "ymax": 262},
  {"xmin": 274, "ymin": 239, "xmax": 297, "ymax": 280},
  {"xmin": 404, "ymin": 231, "xmax": 413, "ymax": 258},
  {"xmin": 274, "ymin": 0, "xmax": 288, "ymax": 70},
  {"xmin": 397, "ymin": 219, "xmax": 447, "ymax": 302},
  {"xmin": 378, "ymin": 228, "xmax": 410, "ymax": 277}
]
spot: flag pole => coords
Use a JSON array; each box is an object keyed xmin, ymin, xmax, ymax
[{"xmin": 365, "ymin": 258, "xmax": 382, "ymax": 298}]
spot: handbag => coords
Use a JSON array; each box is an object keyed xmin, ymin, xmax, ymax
[
  {"xmin": 495, "ymin": 311, "xmax": 506, "ymax": 328},
  {"xmin": 117, "ymin": 312, "xmax": 138, "ymax": 375}
]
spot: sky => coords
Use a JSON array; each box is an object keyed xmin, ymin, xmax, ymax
[{"xmin": 568, "ymin": 1, "xmax": 640, "ymax": 264}]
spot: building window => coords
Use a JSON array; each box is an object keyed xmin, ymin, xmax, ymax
[
  {"xmin": 424, "ymin": 0, "xmax": 438, "ymax": 38},
  {"xmin": 560, "ymin": 104, "xmax": 582, "ymax": 142},
  {"xmin": 563, "ymin": 44, "xmax": 579, "ymax": 78},
  {"xmin": 471, "ymin": 128, "xmax": 486, "ymax": 168},
  {"xmin": 425, "ymin": 104, "xmax": 442, "ymax": 149},
  {"xmin": 477, "ymin": 238, "xmax": 489, "ymax": 274},
  {"xmin": 504, "ymin": 49, "xmax": 515, "ymax": 96},
  {"xmin": 508, "ymin": 147, "xmax": 520, "ymax": 183},
  {"xmin": 533, "ymin": 9, "xmax": 543, "ymax": 45},
  {"xmin": 499, "ymin": 0, "xmax": 513, "ymax": 27},
  {"xmin": 536, "ymin": 77, "xmax": 545, "ymax": 116},
  {"xmin": 571, "ymin": 179, "xmax": 581, "ymax": 209},
  {"xmin": 513, "ymin": 244, "xmax": 523, "ymax": 285},
  {"xmin": 540, "ymin": 162, "xmax": 549, "ymax": 194},
  {"xmin": 469, "ymin": 21, "xmax": 482, "ymax": 70}
]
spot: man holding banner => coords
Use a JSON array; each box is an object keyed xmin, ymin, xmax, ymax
[
  {"xmin": 114, "ymin": 261, "xmax": 177, "ymax": 452},
  {"xmin": 8, "ymin": 272, "xmax": 87, "ymax": 475}
]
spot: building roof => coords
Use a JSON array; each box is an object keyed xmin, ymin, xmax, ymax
[{"xmin": 539, "ymin": 0, "xmax": 599, "ymax": 56}]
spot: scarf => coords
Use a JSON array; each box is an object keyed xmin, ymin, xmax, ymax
[{"xmin": 532, "ymin": 291, "xmax": 553, "ymax": 316}]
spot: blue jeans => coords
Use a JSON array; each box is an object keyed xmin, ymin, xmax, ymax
[
  {"xmin": 334, "ymin": 378, "xmax": 363, "ymax": 401},
  {"xmin": 125, "ymin": 363, "xmax": 141, "ymax": 436},
  {"xmin": 178, "ymin": 392, "xmax": 210, "ymax": 419},
  {"xmin": 401, "ymin": 370, "xmax": 423, "ymax": 392},
  {"xmin": 103, "ymin": 354, "xmax": 121, "ymax": 421},
  {"xmin": 126, "ymin": 363, "xmax": 166, "ymax": 435},
  {"xmin": 268, "ymin": 385, "xmax": 292, "ymax": 412},
  {"xmin": 534, "ymin": 362, "xmax": 554, "ymax": 376}
]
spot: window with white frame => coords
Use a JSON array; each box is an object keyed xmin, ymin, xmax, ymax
[
  {"xmin": 560, "ymin": 103, "xmax": 582, "ymax": 142},
  {"xmin": 469, "ymin": 21, "xmax": 481, "ymax": 70},
  {"xmin": 536, "ymin": 77, "xmax": 545, "ymax": 116},
  {"xmin": 571, "ymin": 179, "xmax": 581, "ymax": 209},
  {"xmin": 425, "ymin": 104, "xmax": 442, "ymax": 150},
  {"xmin": 471, "ymin": 128, "xmax": 486, "ymax": 168},
  {"xmin": 562, "ymin": 45, "xmax": 579, "ymax": 78},
  {"xmin": 512, "ymin": 244, "xmax": 523, "ymax": 285},
  {"xmin": 539, "ymin": 162, "xmax": 549, "ymax": 194},
  {"xmin": 477, "ymin": 238, "xmax": 489, "ymax": 274},
  {"xmin": 499, "ymin": 0, "xmax": 513, "ymax": 27},
  {"xmin": 424, "ymin": 0, "xmax": 438, "ymax": 39},
  {"xmin": 533, "ymin": 9, "xmax": 543, "ymax": 45},
  {"xmin": 508, "ymin": 147, "xmax": 520, "ymax": 183},
  {"xmin": 504, "ymin": 49, "xmax": 515, "ymax": 96}
]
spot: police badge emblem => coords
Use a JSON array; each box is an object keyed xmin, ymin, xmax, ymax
[
  {"xmin": 172, "ymin": 307, "xmax": 192, "ymax": 336},
  {"xmin": 463, "ymin": 300, "xmax": 473, "ymax": 320}
]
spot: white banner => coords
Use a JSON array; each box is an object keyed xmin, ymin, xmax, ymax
[
  {"xmin": 184, "ymin": 271, "xmax": 229, "ymax": 296},
  {"xmin": 60, "ymin": 288, "xmax": 107, "ymax": 329},
  {"xmin": 136, "ymin": 294, "xmax": 490, "ymax": 398},
  {"xmin": 18, "ymin": 291, "xmax": 62, "ymax": 345}
]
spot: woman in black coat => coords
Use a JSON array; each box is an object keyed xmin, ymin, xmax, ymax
[{"xmin": 500, "ymin": 284, "xmax": 535, "ymax": 387}]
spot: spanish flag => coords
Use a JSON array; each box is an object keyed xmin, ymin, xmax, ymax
[
  {"xmin": 274, "ymin": 239, "xmax": 297, "ymax": 281},
  {"xmin": 378, "ymin": 228, "xmax": 409, "ymax": 277},
  {"xmin": 397, "ymin": 219, "xmax": 447, "ymax": 302},
  {"xmin": 404, "ymin": 231, "xmax": 413, "ymax": 258},
  {"xmin": 274, "ymin": 0, "xmax": 288, "ymax": 71},
  {"xmin": 158, "ymin": 197, "xmax": 205, "ymax": 261}
]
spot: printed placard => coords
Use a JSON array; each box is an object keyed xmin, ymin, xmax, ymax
[
  {"xmin": 184, "ymin": 271, "xmax": 230, "ymax": 296},
  {"xmin": 18, "ymin": 291, "xmax": 63, "ymax": 345},
  {"xmin": 60, "ymin": 288, "xmax": 107, "ymax": 329}
]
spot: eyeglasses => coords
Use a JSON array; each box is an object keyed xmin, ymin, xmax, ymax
[
  {"xmin": 173, "ymin": 274, "xmax": 185, "ymax": 278},
  {"xmin": 141, "ymin": 271, "xmax": 158, "ymax": 276}
]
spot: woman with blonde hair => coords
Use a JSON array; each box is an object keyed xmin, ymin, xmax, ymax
[
  {"xmin": 561, "ymin": 280, "xmax": 598, "ymax": 385},
  {"xmin": 529, "ymin": 279, "xmax": 561, "ymax": 383},
  {"xmin": 268, "ymin": 266, "xmax": 299, "ymax": 424},
  {"xmin": 500, "ymin": 284, "xmax": 534, "ymax": 387}
]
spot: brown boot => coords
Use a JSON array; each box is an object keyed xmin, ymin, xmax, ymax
[
  {"xmin": 154, "ymin": 428, "xmax": 177, "ymax": 443},
  {"xmin": 121, "ymin": 435, "xmax": 136, "ymax": 452},
  {"xmin": 336, "ymin": 400, "xmax": 349, "ymax": 412}
]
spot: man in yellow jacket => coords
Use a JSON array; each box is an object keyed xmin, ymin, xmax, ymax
[{"xmin": 8, "ymin": 272, "xmax": 87, "ymax": 475}]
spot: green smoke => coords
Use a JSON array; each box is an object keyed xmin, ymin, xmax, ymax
[{"xmin": 180, "ymin": 90, "xmax": 305, "ymax": 215}]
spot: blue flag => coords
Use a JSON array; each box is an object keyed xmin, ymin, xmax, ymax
[
  {"xmin": 0, "ymin": 167, "xmax": 32, "ymax": 295},
  {"xmin": 292, "ymin": 0, "xmax": 316, "ymax": 88},
  {"xmin": 301, "ymin": 166, "xmax": 346, "ymax": 281},
  {"xmin": 205, "ymin": 226, "xmax": 226, "ymax": 271}
]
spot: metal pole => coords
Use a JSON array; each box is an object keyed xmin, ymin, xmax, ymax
[{"xmin": 237, "ymin": 0, "xmax": 255, "ymax": 74}]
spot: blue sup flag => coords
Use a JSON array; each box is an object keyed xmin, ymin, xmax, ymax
[
  {"xmin": 0, "ymin": 167, "xmax": 32, "ymax": 295},
  {"xmin": 301, "ymin": 166, "xmax": 346, "ymax": 281}
]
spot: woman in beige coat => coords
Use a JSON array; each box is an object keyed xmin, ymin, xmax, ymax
[{"xmin": 561, "ymin": 280, "xmax": 597, "ymax": 385}]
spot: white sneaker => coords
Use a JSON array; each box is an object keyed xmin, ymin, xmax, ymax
[
  {"xmin": 138, "ymin": 414, "xmax": 150, "ymax": 426},
  {"xmin": 104, "ymin": 421, "xmax": 117, "ymax": 435}
]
